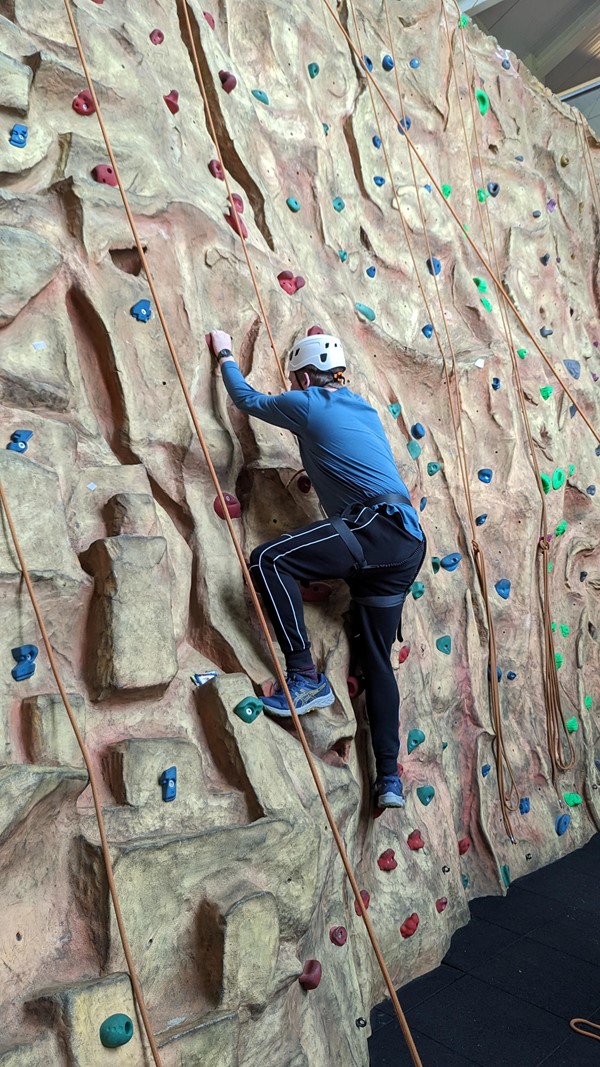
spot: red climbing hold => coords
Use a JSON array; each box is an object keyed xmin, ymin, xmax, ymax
[
  {"xmin": 278, "ymin": 271, "xmax": 296, "ymax": 295},
  {"xmin": 224, "ymin": 210, "xmax": 248, "ymax": 239},
  {"xmin": 150, "ymin": 29, "xmax": 164, "ymax": 45},
  {"xmin": 398, "ymin": 644, "xmax": 410, "ymax": 664},
  {"xmin": 301, "ymin": 581, "xmax": 332, "ymax": 603},
  {"xmin": 347, "ymin": 675, "xmax": 364, "ymax": 699},
  {"xmin": 92, "ymin": 164, "xmax": 117, "ymax": 187},
  {"xmin": 354, "ymin": 890, "xmax": 370, "ymax": 915},
  {"xmin": 297, "ymin": 475, "xmax": 312, "ymax": 494},
  {"xmin": 164, "ymin": 90, "xmax": 179, "ymax": 114},
  {"xmin": 208, "ymin": 159, "xmax": 225, "ymax": 180},
  {"xmin": 436, "ymin": 897, "xmax": 448, "ymax": 913},
  {"xmin": 299, "ymin": 960, "xmax": 322, "ymax": 990},
  {"xmin": 458, "ymin": 837, "xmax": 471, "ymax": 856},
  {"xmin": 329, "ymin": 926, "xmax": 347, "ymax": 946},
  {"xmin": 72, "ymin": 90, "xmax": 95, "ymax": 116},
  {"xmin": 213, "ymin": 493, "xmax": 241, "ymax": 519},
  {"xmin": 407, "ymin": 830, "xmax": 425, "ymax": 851},
  {"xmin": 294, "ymin": 276, "xmax": 306, "ymax": 291},
  {"xmin": 231, "ymin": 194, "xmax": 244, "ymax": 215},
  {"xmin": 400, "ymin": 913, "xmax": 419, "ymax": 939},
  {"xmin": 307, "ymin": 324, "xmax": 324, "ymax": 335},
  {"xmin": 203, "ymin": 11, "xmax": 215, "ymax": 28},
  {"xmin": 219, "ymin": 70, "xmax": 237, "ymax": 94},
  {"xmin": 377, "ymin": 849, "xmax": 398, "ymax": 871}
]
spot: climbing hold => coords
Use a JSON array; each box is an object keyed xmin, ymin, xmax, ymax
[
  {"xmin": 555, "ymin": 652, "xmax": 563, "ymax": 671},
  {"xmin": 473, "ymin": 277, "xmax": 487, "ymax": 293},
  {"xmin": 213, "ymin": 492, "xmax": 241, "ymax": 519},
  {"xmin": 410, "ymin": 58, "xmax": 421, "ymax": 69},
  {"xmin": 515, "ymin": 154, "xmax": 524, "ymax": 161},
  {"xmin": 72, "ymin": 89, "xmax": 95, "ymax": 115},
  {"xmin": 519, "ymin": 797, "xmax": 530, "ymax": 814},
  {"xmin": 459, "ymin": 13, "xmax": 469, "ymax": 26},
  {"xmin": 354, "ymin": 890, "xmax": 370, "ymax": 915},
  {"xmin": 338, "ymin": 250, "xmax": 347, "ymax": 262},
  {"xmin": 482, "ymin": 764, "xmax": 491, "ymax": 777},
  {"xmin": 407, "ymin": 729, "xmax": 425, "ymax": 753},
  {"xmin": 130, "ymin": 299, "xmax": 152, "ymax": 323},
  {"xmin": 458, "ymin": 838, "xmax": 471, "ymax": 856},
  {"xmin": 417, "ymin": 786, "xmax": 436, "ymax": 808},
  {"xmin": 411, "ymin": 582, "xmax": 425, "ymax": 600},
  {"xmin": 495, "ymin": 579, "xmax": 511, "ymax": 600},
  {"xmin": 532, "ymin": 210, "xmax": 542, "ymax": 218},
  {"xmin": 400, "ymin": 914, "xmax": 419, "ymax": 939},
  {"xmin": 300, "ymin": 582, "xmax": 332, "ymax": 603},
  {"xmin": 159, "ymin": 766, "xmax": 177, "ymax": 802},
  {"xmin": 322, "ymin": 123, "xmax": 329, "ymax": 136},
  {"xmin": 11, "ymin": 645, "xmax": 38, "ymax": 682},
  {"xmin": 540, "ymin": 473, "xmax": 551, "ymax": 494},
  {"xmin": 560, "ymin": 154, "xmax": 569, "ymax": 167},
  {"xmin": 251, "ymin": 89, "xmax": 269, "ymax": 105},
  {"xmin": 411, "ymin": 423, "xmax": 426, "ymax": 439},
  {"xmin": 388, "ymin": 403, "xmax": 401, "ymax": 419},
  {"xmin": 233, "ymin": 696, "xmax": 263, "ymax": 724},
  {"xmin": 382, "ymin": 55, "xmax": 394, "ymax": 72},
  {"xmin": 480, "ymin": 298, "xmax": 493, "ymax": 313},
  {"xmin": 419, "ymin": 497, "xmax": 427, "ymax": 511},
  {"xmin": 517, "ymin": 348, "xmax": 527, "ymax": 359},
  {"xmin": 225, "ymin": 207, "xmax": 248, "ymax": 239},
  {"xmin": 475, "ymin": 89, "xmax": 489, "ymax": 116},
  {"xmin": 329, "ymin": 926, "xmax": 347, "ymax": 946},
  {"xmin": 308, "ymin": 63, "xmax": 319, "ymax": 79},
  {"xmin": 332, "ymin": 197, "xmax": 345, "ymax": 212},
  {"xmin": 487, "ymin": 182, "xmax": 500, "ymax": 197},
  {"xmin": 407, "ymin": 440, "xmax": 421, "ymax": 460},
  {"xmin": 478, "ymin": 468, "xmax": 493, "ymax": 483},
  {"xmin": 552, "ymin": 468, "xmax": 566, "ymax": 490},
  {"xmin": 587, "ymin": 485, "xmax": 596, "ymax": 496},
  {"xmin": 355, "ymin": 303, "xmax": 375, "ymax": 322},
  {"xmin": 502, "ymin": 58, "xmax": 511, "ymax": 69},
  {"xmin": 555, "ymin": 814, "xmax": 571, "ymax": 837},
  {"xmin": 474, "ymin": 359, "xmax": 485, "ymax": 368},
  {"xmin": 297, "ymin": 475, "xmax": 312, "ymax": 494},
  {"xmin": 565, "ymin": 717, "xmax": 578, "ymax": 733},
  {"xmin": 373, "ymin": 176, "xmax": 386, "ymax": 187},
  {"xmin": 9, "ymin": 123, "xmax": 27, "ymax": 148},
  {"xmin": 299, "ymin": 960, "xmax": 322, "ymax": 990},
  {"xmin": 286, "ymin": 197, "xmax": 301, "ymax": 213},
  {"xmin": 424, "ymin": 183, "xmax": 432, "ymax": 193},
  {"xmin": 203, "ymin": 11, "xmax": 215, "ymax": 28},
  {"xmin": 347, "ymin": 676, "xmax": 364, "ymax": 699},
  {"xmin": 540, "ymin": 326, "xmax": 553, "ymax": 338},
  {"xmin": 422, "ymin": 324, "xmax": 433, "ymax": 338},
  {"xmin": 492, "ymin": 377, "xmax": 501, "ymax": 390},
  {"xmin": 99, "ymin": 1015, "xmax": 134, "ymax": 1049},
  {"xmin": 436, "ymin": 637, "xmax": 451, "ymax": 656},
  {"xmin": 208, "ymin": 159, "xmax": 225, "ymax": 180},
  {"xmin": 407, "ymin": 830, "xmax": 425, "ymax": 851},
  {"xmin": 398, "ymin": 645, "xmax": 410, "ymax": 664},
  {"xmin": 436, "ymin": 898, "xmax": 448, "ymax": 913},
  {"xmin": 477, "ymin": 188, "xmax": 488, "ymax": 202},
  {"xmin": 584, "ymin": 696, "xmax": 592, "ymax": 710},
  {"xmin": 378, "ymin": 849, "xmax": 397, "ymax": 871},
  {"xmin": 218, "ymin": 70, "xmax": 237, "ymax": 93},
  {"xmin": 163, "ymin": 90, "xmax": 180, "ymax": 114},
  {"xmin": 427, "ymin": 462, "xmax": 441, "ymax": 476},
  {"xmin": 507, "ymin": 671, "xmax": 517, "ymax": 680},
  {"xmin": 564, "ymin": 792, "xmax": 582, "ymax": 807},
  {"xmin": 441, "ymin": 184, "xmax": 452, "ymax": 198},
  {"xmin": 149, "ymin": 28, "xmax": 164, "ymax": 45},
  {"xmin": 277, "ymin": 271, "xmax": 304, "ymax": 296},
  {"xmin": 426, "ymin": 257, "xmax": 441, "ymax": 276},
  {"xmin": 555, "ymin": 519, "xmax": 567, "ymax": 537},
  {"xmin": 440, "ymin": 553, "xmax": 462, "ymax": 572},
  {"xmin": 475, "ymin": 514, "xmax": 487, "ymax": 526},
  {"xmin": 7, "ymin": 430, "xmax": 33, "ymax": 453},
  {"xmin": 92, "ymin": 164, "xmax": 117, "ymax": 186},
  {"xmin": 362, "ymin": 55, "xmax": 373, "ymax": 72},
  {"xmin": 366, "ymin": 266, "xmax": 376, "ymax": 278},
  {"xmin": 501, "ymin": 865, "xmax": 511, "ymax": 888},
  {"xmin": 488, "ymin": 664, "xmax": 502, "ymax": 683},
  {"xmin": 431, "ymin": 557, "xmax": 441, "ymax": 574},
  {"xmin": 372, "ymin": 135, "xmax": 382, "ymax": 149},
  {"xmin": 540, "ymin": 253, "xmax": 550, "ymax": 266},
  {"xmin": 397, "ymin": 117, "xmax": 412, "ymax": 134},
  {"xmin": 563, "ymin": 359, "xmax": 580, "ymax": 379}
]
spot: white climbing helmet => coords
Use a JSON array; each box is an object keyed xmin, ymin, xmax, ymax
[{"xmin": 288, "ymin": 334, "xmax": 346, "ymax": 374}]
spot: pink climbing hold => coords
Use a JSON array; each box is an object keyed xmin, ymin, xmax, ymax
[
  {"xmin": 458, "ymin": 837, "xmax": 471, "ymax": 855},
  {"xmin": 329, "ymin": 926, "xmax": 347, "ymax": 946},
  {"xmin": 407, "ymin": 830, "xmax": 425, "ymax": 851},
  {"xmin": 398, "ymin": 644, "xmax": 410, "ymax": 664},
  {"xmin": 72, "ymin": 89, "xmax": 95, "ymax": 116},
  {"xmin": 297, "ymin": 475, "xmax": 312, "ymax": 494},
  {"xmin": 400, "ymin": 913, "xmax": 419, "ymax": 939},
  {"xmin": 436, "ymin": 897, "xmax": 448, "ymax": 913},
  {"xmin": 300, "ymin": 581, "xmax": 331, "ymax": 603},
  {"xmin": 277, "ymin": 271, "xmax": 305, "ymax": 296},
  {"xmin": 208, "ymin": 159, "xmax": 225, "ymax": 180},
  {"xmin": 203, "ymin": 11, "xmax": 215, "ymax": 28},
  {"xmin": 377, "ymin": 849, "xmax": 398, "ymax": 871},
  {"xmin": 347, "ymin": 675, "xmax": 364, "ymax": 699},
  {"xmin": 213, "ymin": 493, "xmax": 241, "ymax": 519},
  {"xmin": 150, "ymin": 28, "xmax": 164, "ymax": 45},
  {"xmin": 299, "ymin": 960, "xmax": 322, "ymax": 990},
  {"xmin": 354, "ymin": 890, "xmax": 370, "ymax": 915},
  {"xmin": 224, "ymin": 210, "xmax": 248, "ymax": 239},
  {"xmin": 219, "ymin": 70, "xmax": 237, "ymax": 94},
  {"xmin": 307, "ymin": 324, "xmax": 324, "ymax": 335},
  {"xmin": 92, "ymin": 164, "xmax": 117, "ymax": 187},
  {"xmin": 164, "ymin": 90, "xmax": 179, "ymax": 114},
  {"xmin": 230, "ymin": 193, "xmax": 244, "ymax": 214}
]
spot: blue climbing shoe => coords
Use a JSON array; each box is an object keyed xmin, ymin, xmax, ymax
[
  {"xmin": 376, "ymin": 774, "xmax": 405, "ymax": 809},
  {"xmin": 261, "ymin": 673, "xmax": 335, "ymax": 718}
]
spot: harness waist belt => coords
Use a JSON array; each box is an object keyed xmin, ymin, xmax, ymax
[
  {"xmin": 330, "ymin": 493, "xmax": 413, "ymax": 571},
  {"xmin": 362, "ymin": 492, "xmax": 412, "ymax": 510}
]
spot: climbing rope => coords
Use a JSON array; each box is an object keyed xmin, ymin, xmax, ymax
[
  {"xmin": 576, "ymin": 112, "xmax": 600, "ymax": 224},
  {"xmin": 56, "ymin": 2, "xmax": 424, "ymax": 1062}
]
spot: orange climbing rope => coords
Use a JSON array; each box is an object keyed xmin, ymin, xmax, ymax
[{"xmin": 50, "ymin": 3, "xmax": 425, "ymax": 1064}]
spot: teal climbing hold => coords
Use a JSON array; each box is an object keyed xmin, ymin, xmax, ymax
[
  {"xmin": 462, "ymin": 874, "xmax": 469, "ymax": 888},
  {"xmin": 431, "ymin": 557, "xmax": 441, "ymax": 574},
  {"xmin": 407, "ymin": 439, "xmax": 421, "ymax": 459},
  {"xmin": 436, "ymin": 635, "xmax": 451, "ymax": 655},
  {"xmin": 333, "ymin": 196, "xmax": 345, "ymax": 212},
  {"xmin": 100, "ymin": 1015, "xmax": 134, "ymax": 1049},
  {"xmin": 308, "ymin": 63, "xmax": 320, "ymax": 79},
  {"xmin": 286, "ymin": 197, "xmax": 301, "ymax": 212},
  {"xmin": 411, "ymin": 582, "xmax": 425, "ymax": 600},
  {"xmin": 388, "ymin": 402, "xmax": 402, "ymax": 418},
  {"xmin": 234, "ymin": 696, "xmax": 263, "ymax": 723},
  {"xmin": 251, "ymin": 89, "xmax": 269, "ymax": 105},
  {"xmin": 475, "ymin": 89, "xmax": 490, "ymax": 116},
  {"xmin": 416, "ymin": 785, "xmax": 435, "ymax": 805},
  {"xmin": 338, "ymin": 249, "xmax": 347, "ymax": 262},
  {"xmin": 500, "ymin": 865, "xmax": 511, "ymax": 888},
  {"xmin": 323, "ymin": 123, "xmax": 329, "ymax": 135},
  {"xmin": 427, "ymin": 461, "xmax": 441, "ymax": 476},
  {"xmin": 355, "ymin": 303, "xmax": 375, "ymax": 321},
  {"xmin": 407, "ymin": 729, "xmax": 425, "ymax": 754},
  {"xmin": 495, "ymin": 579, "xmax": 511, "ymax": 600}
]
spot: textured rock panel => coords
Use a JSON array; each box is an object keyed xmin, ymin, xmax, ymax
[{"xmin": 22, "ymin": 692, "xmax": 86, "ymax": 768}]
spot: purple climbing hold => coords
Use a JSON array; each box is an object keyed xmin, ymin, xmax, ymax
[
  {"xmin": 563, "ymin": 359, "xmax": 580, "ymax": 379},
  {"xmin": 218, "ymin": 70, "xmax": 237, "ymax": 94},
  {"xmin": 547, "ymin": 198, "xmax": 557, "ymax": 212},
  {"xmin": 426, "ymin": 257, "xmax": 441, "ymax": 276}
]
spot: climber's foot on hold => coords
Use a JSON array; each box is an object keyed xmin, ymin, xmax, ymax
[
  {"xmin": 376, "ymin": 774, "xmax": 406, "ymax": 809},
  {"xmin": 261, "ymin": 673, "xmax": 334, "ymax": 718}
]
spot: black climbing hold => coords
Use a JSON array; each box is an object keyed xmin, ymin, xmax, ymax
[
  {"xmin": 487, "ymin": 182, "xmax": 500, "ymax": 197},
  {"xmin": 515, "ymin": 155, "xmax": 524, "ymax": 161},
  {"xmin": 580, "ymin": 571, "xmax": 588, "ymax": 582},
  {"xmin": 540, "ymin": 253, "xmax": 550, "ymax": 266}
]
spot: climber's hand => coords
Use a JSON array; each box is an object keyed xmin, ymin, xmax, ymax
[{"xmin": 211, "ymin": 330, "xmax": 233, "ymax": 359}]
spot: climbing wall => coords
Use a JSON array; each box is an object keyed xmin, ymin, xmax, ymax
[{"xmin": 1, "ymin": 0, "xmax": 599, "ymax": 1063}]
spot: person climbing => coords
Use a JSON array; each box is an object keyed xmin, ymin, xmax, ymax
[{"xmin": 210, "ymin": 327, "xmax": 426, "ymax": 809}]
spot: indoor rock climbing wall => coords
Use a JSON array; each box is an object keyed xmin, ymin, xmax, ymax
[{"xmin": 0, "ymin": 0, "xmax": 599, "ymax": 1063}]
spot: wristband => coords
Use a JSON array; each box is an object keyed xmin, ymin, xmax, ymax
[{"xmin": 217, "ymin": 348, "xmax": 234, "ymax": 360}]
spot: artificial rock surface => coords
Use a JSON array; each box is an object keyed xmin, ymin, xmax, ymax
[{"xmin": 0, "ymin": 0, "xmax": 598, "ymax": 1065}]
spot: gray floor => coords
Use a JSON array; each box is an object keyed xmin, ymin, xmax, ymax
[{"xmin": 369, "ymin": 832, "xmax": 600, "ymax": 1066}]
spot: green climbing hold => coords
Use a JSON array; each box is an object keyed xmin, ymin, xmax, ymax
[
  {"xmin": 234, "ymin": 696, "xmax": 263, "ymax": 723},
  {"xmin": 555, "ymin": 652, "xmax": 563, "ymax": 669},
  {"xmin": 436, "ymin": 635, "xmax": 451, "ymax": 655},
  {"xmin": 417, "ymin": 785, "xmax": 435, "ymax": 805},
  {"xmin": 251, "ymin": 89, "xmax": 269, "ymax": 105},
  {"xmin": 566, "ymin": 716, "xmax": 578, "ymax": 733},
  {"xmin": 407, "ymin": 439, "xmax": 422, "ymax": 459},
  {"xmin": 480, "ymin": 297, "xmax": 493, "ymax": 312},
  {"xmin": 548, "ymin": 561, "xmax": 553, "ymax": 572},
  {"xmin": 355, "ymin": 302, "xmax": 375, "ymax": 321},
  {"xmin": 501, "ymin": 864, "xmax": 511, "ymax": 888},
  {"xmin": 427, "ymin": 461, "xmax": 442, "ymax": 476},
  {"xmin": 564, "ymin": 792, "xmax": 582, "ymax": 806},
  {"xmin": 441, "ymin": 183, "xmax": 452, "ymax": 198},
  {"xmin": 286, "ymin": 197, "xmax": 301, "ymax": 212},
  {"xmin": 100, "ymin": 1015, "xmax": 134, "ymax": 1049},
  {"xmin": 555, "ymin": 519, "xmax": 567, "ymax": 536},
  {"xmin": 560, "ymin": 624, "xmax": 570, "ymax": 637},
  {"xmin": 473, "ymin": 277, "xmax": 488, "ymax": 292},
  {"xmin": 552, "ymin": 468, "xmax": 565, "ymax": 490},
  {"xmin": 584, "ymin": 695, "xmax": 592, "ymax": 710},
  {"xmin": 540, "ymin": 473, "xmax": 551, "ymax": 494},
  {"xmin": 475, "ymin": 89, "xmax": 490, "ymax": 116},
  {"xmin": 568, "ymin": 463, "xmax": 575, "ymax": 476},
  {"xmin": 540, "ymin": 385, "xmax": 553, "ymax": 400},
  {"xmin": 411, "ymin": 581, "xmax": 425, "ymax": 600},
  {"xmin": 388, "ymin": 402, "xmax": 402, "ymax": 418},
  {"xmin": 407, "ymin": 728, "xmax": 426, "ymax": 753},
  {"xmin": 308, "ymin": 63, "xmax": 320, "ymax": 79},
  {"xmin": 477, "ymin": 187, "xmax": 488, "ymax": 203},
  {"xmin": 517, "ymin": 347, "xmax": 527, "ymax": 359},
  {"xmin": 459, "ymin": 14, "xmax": 469, "ymax": 27},
  {"xmin": 551, "ymin": 621, "xmax": 557, "ymax": 632},
  {"xmin": 431, "ymin": 556, "xmax": 441, "ymax": 574}
]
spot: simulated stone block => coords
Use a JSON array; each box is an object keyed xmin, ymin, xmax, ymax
[
  {"xmin": 105, "ymin": 492, "xmax": 157, "ymax": 536},
  {"xmin": 198, "ymin": 882, "xmax": 279, "ymax": 1010},
  {"xmin": 22, "ymin": 692, "xmax": 86, "ymax": 767}
]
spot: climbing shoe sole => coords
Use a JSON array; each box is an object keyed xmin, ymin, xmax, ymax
[
  {"xmin": 262, "ymin": 691, "xmax": 335, "ymax": 718},
  {"xmin": 378, "ymin": 791, "xmax": 406, "ymax": 808}
]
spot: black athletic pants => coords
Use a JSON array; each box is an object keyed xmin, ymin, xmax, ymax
[{"xmin": 249, "ymin": 503, "xmax": 426, "ymax": 777}]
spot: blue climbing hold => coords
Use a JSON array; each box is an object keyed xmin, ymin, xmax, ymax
[
  {"xmin": 366, "ymin": 266, "xmax": 376, "ymax": 278},
  {"xmin": 502, "ymin": 58, "xmax": 511, "ymax": 70},
  {"xmin": 540, "ymin": 326, "xmax": 553, "ymax": 338},
  {"xmin": 409, "ymin": 58, "xmax": 421, "ymax": 69},
  {"xmin": 251, "ymin": 89, "xmax": 269, "ymax": 105},
  {"xmin": 495, "ymin": 578, "xmax": 511, "ymax": 600},
  {"xmin": 333, "ymin": 197, "xmax": 345, "ymax": 212},
  {"xmin": 507, "ymin": 670, "xmax": 517, "ymax": 680},
  {"xmin": 563, "ymin": 359, "xmax": 580, "ymax": 379},
  {"xmin": 427, "ymin": 461, "xmax": 441, "ymax": 476},
  {"xmin": 487, "ymin": 182, "xmax": 500, "ymax": 197},
  {"xmin": 487, "ymin": 664, "xmax": 502, "ymax": 682},
  {"xmin": 11, "ymin": 644, "xmax": 38, "ymax": 682},
  {"xmin": 422, "ymin": 324, "xmax": 433, "ymax": 338},
  {"xmin": 519, "ymin": 797, "xmax": 530, "ymax": 814},
  {"xmin": 411, "ymin": 423, "xmax": 426, "ymax": 439},
  {"xmin": 569, "ymin": 404, "xmax": 577, "ymax": 418},
  {"xmin": 482, "ymin": 764, "xmax": 491, "ymax": 777},
  {"xmin": 372, "ymin": 135, "xmax": 382, "ymax": 149},
  {"xmin": 131, "ymin": 299, "xmax": 152, "ymax": 322},
  {"xmin": 363, "ymin": 55, "xmax": 373, "ymax": 72},
  {"xmin": 492, "ymin": 377, "xmax": 501, "ymax": 390},
  {"xmin": 478, "ymin": 468, "xmax": 493, "ymax": 483},
  {"xmin": 382, "ymin": 55, "xmax": 394, "ymax": 71},
  {"xmin": 515, "ymin": 155, "xmax": 524, "ymax": 161},
  {"xmin": 555, "ymin": 813, "xmax": 571, "ymax": 836},
  {"xmin": 587, "ymin": 485, "xmax": 596, "ymax": 496},
  {"xmin": 436, "ymin": 635, "xmax": 452, "ymax": 655},
  {"xmin": 419, "ymin": 497, "xmax": 427, "ymax": 511},
  {"xmin": 440, "ymin": 553, "xmax": 462, "ymax": 572},
  {"xmin": 424, "ymin": 183, "xmax": 432, "ymax": 193},
  {"xmin": 475, "ymin": 513, "xmax": 487, "ymax": 526},
  {"xmin": 532, "ymin": 210, "xmax": 542, "ymax": 218},
  {"xmin": 407, "ymin": 729, "xmax": 425, "ymax": 753},
  {"xmin": 9, "ymin": 123, "xmax": 28, "ymax": 148},
  {"xmin": 159, "ymin": 766, "xmax": 177, "ymax": 802},
  {"xmin": 426, "ymin": 257, "xmax": 441, "ymax": 276},
  {"xmin": 7, "ymin": 429, "xmax": 33, "ymax": 453},
  {"xmin": 373, "ymin": 175, "xmax": 385, "ymax": 186},
  {"xmin": 398, "ymin": 117, "xmax": 412, "ymax": 134}
]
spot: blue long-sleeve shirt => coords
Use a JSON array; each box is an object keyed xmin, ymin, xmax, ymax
[{"xmin": 221, "ymin": 361, "xmax": 423, "ymax": 540}]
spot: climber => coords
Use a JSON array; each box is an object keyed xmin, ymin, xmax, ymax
[{"xmin": 210, "ymin": 328, "xmax": 426, "ymax": 809}]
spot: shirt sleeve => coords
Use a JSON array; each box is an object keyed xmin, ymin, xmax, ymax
[{"xmin": 221, "ymin": 361, "xmax": 309, "ymax": 433}]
